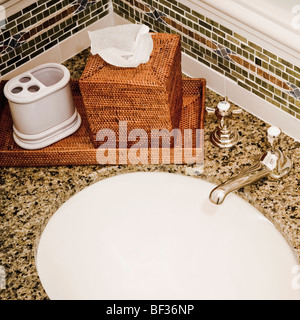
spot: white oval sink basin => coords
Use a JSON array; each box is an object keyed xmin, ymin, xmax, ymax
[{"xmin": 36, "ymin": 172, "xmax": 300, "ymax": 300}]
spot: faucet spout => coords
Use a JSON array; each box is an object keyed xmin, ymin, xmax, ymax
[
  {"xmin": 209, "ymin": 127, "xmax": 292, "ymax": 205},
  {"xmin": 209, "ymin": 161, "xmax": 270, "ymax": 205}
]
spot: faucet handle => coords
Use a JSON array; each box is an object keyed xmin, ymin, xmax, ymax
[
  {"xmin": 267, "ymin": 126, "xmax": 281, "ymax": 150},
  {"xmin": 217, "ymin": 100, "xmax": 231, "ymax": 115},
  {"xmin": 206, "ymin": 97, "xmax": 242, "ymax": 115},
  {"xmin": 210, "ymin": 98, "xmax": 239, "ymax": 148}
]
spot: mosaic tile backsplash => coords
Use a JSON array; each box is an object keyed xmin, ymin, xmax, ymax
[
  {"xmin": 113, "ymin": 0, "xmax": 300, "ymax": 121},
  {"xmin": 0, "ymin": 0, "xmax": 299, "ymax": 122},
  {"xmin": 0, "ymin": 0, "xmax": 109, "ymax": 75}
]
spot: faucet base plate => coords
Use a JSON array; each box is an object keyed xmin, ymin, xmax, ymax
[{"xmin": 210, "ymin": 128, "xmax": 239, "ymax": 148}]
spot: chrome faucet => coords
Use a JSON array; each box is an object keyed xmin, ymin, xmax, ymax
[{"xmin": 209, "ymin": 127, "xmax": 293, "ymax": 205}]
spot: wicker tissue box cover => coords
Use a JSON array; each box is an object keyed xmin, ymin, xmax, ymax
[{"xmin": 79, "ymin": 33, "xmax": 183, "ymax": 147}]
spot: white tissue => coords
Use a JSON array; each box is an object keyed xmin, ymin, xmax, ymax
[{"xmin": 88, "ymin": 24, "xmax": 154, "ymax": 68}]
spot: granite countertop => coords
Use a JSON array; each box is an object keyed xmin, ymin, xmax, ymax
[{"xmin": 0, "ymin": 49, "xmax": 299, "ymax": 300}]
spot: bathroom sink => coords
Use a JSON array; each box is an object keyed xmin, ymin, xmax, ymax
[{"xmin": 36, "ymin": 172, "xmax": 300, "ymax": 300}]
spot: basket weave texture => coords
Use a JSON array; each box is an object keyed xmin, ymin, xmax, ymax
[
  {"xmin": 0, "ymin": 79, "xmax": 206, "ymax": 167},
  {"xmin": 79, "ymin": 33, "xmax": 183, "ymax": 147}
]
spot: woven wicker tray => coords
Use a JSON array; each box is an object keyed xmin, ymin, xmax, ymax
[{"xmin": 0, "ymin": 79, "xmax": 205, "ymax": 167}]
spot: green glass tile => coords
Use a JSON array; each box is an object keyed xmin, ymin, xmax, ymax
[
  {"xmin": 185, "ymin": 49, "xmax": 197, "ymax": 59},
  {"xmin": 170, "ymin": 10, "xmax": 176, "ymax": 18},
  {"xmin": 286, "ymin": 67, "xmax": 300, "ymax": 78},
  {"xmin": 256, "ymin": 51, "xmax": 269, "ymax": 62},
  {"xmin": 205, "ymin": 54, "xmax": 217, "ymax": 64},
  {"xmin": 268, "ymin": 65, "xmax": 275, "ymax": 73},
  {"xmin": 197, "ymin": 56, "xmax": 210, "ymax": 67},
  {"xmin": 252, "ymin": 89, "xmax": 265, "ymax": 99},
  {"xmin": 241, "ymin": 50, "xmax": 249, "ymax": 59},
  {"xmin": 172, "ymin": 5, "xmax": 184, "ymax": 15},
  {"xmin": 206, "ymin": 18, "xmax": 218, "ymax": 28},
  {"xmin": 181, "ymin": 42, "xmax": 190, "ymax": 50},
  {"xmin": 245, "ymin": 79, "xmax": 258, "ymax": 90},
  {"xmin": 275, "ymin": 68, "xmax": 282, "ymax": 77},
  {"xmin": 225, "ymin": 72, "xmax": 237, "ymax": 82},
  {"xmin": 219, "ymin": 25, "xmax": 232, "ymax": 35},
  {"xmin": 274, "ymin": 95, "xmax": 287, "ymax": 105},
  {"xmin": 266, "ymin": 97, "xmax": 280, "ymax": 108},
  {"xmin": 278, "ymin": 58, "xmax": 293, "ymax": 69},
  {"xmin": 23, "ymin": 19, "xmax": 31, "ymax": 28},
  {"xmin": 281, "ymin": 106, "xmax": 295, "ymax": 116},
  {"xmin": 259, "ymin": 87, "xmax": 273, "ymax": 98},
  {"xmin": 263, "ymin": 49, "xmax": 277, "ymax": 60},
  {"xmin": 227, "ymin": 35, "xmax": 239, "ymax": 46},
  {"xmin": 49, "ymin": 5, "xmax": 56, "ymax": 14},
  {"xmin": 217, "ymin": 37, "xmax": 224, "ymax": 45},
  {"xmin": 212, "ymin": 64, "xmax": 224, "ymax": 74},
  {"xmin": 268, "ymin": 84, "xmax": 275, "ymax": 93},
  {"xmin": 37, "ymin": 12, "xmax": 44, "ymax": 21},
  {"xmin": 205, "ymin": 30, "xmax": 211, "ymax": 38},
  {"xmin": 179, "ymin": 2, "xmax": 190, "ymax": 12},
  {"xmin": 218, "ymin": 63, "xmax": 230, "ymax": 73},
  {"xmin": 166, "ymin": 0, "xmax": 178, "ymax": 6},
  {"xmin": 274, "ymin": 88, "xmax": 281, "ymax": 96},
  {"xmin": 241, "ymin": 43, "xmax": 255, "ymax": 54},
  {"xmin": 261, "ymin": 61, "xmax": 268, "ymax": 69},
  {"xmin": 30, "ymin": 47, "xmax": 44, "ymax": 59},
  {"xmin": 271, "ymin": 60, "xmax": 285, "ymax": 70},
  {"xmin": 16, "ymin": 13, "xmax": 31, "ymax": 24},
  {"xmin": 248, "ymin": 41, "xmax": 262, "ymax": 52},
  {"xmin": 288, "ymin": 95, "xmax": 296, "ymax": 104},
  {"xmin": 242, "ymin": 69, "xmax": 248, "ymax": 78},
  {"xmin": 191, "ymin": 47, "xmax": 203, "ymax": 58},
  {"xmin": 261, "ymin": 80, "xmax": 268, "ymax": 89},
  {"xmin": 160, "ymin": 0, "xmax": 171, "ymax": 8},
  {"xmin": 255, "ymin": 78, "xmax": 262, "ymax": 85},
  {"xmin": 1, "ymin": 65, "xmax": 15, "ymax": 75},
  {"xmin": 223, "ymin": 40, "xmax": 230, "ymax": 48},
  {"xmin": 5, "ymin": 20, "xmax": 16, "ymax": 30},
  {"xmin": 234, "ymin": 32, "xmax": 247, "ymax": 43},
  {"xmin": 238, "ymin": 81, "xmax": 251, "ymax": 91},
  {"xmin": 191, "ymin": 10, "xmax": 204, "ymax": 21},
  {"xmin": 199, "ymin": 20, "xmax": 212, "ymax": 30},
  {"xmin": 186, "ymin": 13, "xmax": 198, "ymax": 23},
  {"xmin": 281, "ymin": 72, "xmax": 289, "ymax": 81},
  {"xmin": 43, "ymin": 9, "xmax": 50, "ymax": 18},
  {"xmin": 232, "ymin": 71, "xmax": 245, "ymax": 81},
  {"xmin": 213, "ymin": 27, "xmax": 225, "ymax": 38},
  {"xmin": 236, "ymin": 47, "xmax": 242, "ymax": 55},
  {"xmin": 288, "ymin": 75, "xmax": 297, "ymax": 85}
]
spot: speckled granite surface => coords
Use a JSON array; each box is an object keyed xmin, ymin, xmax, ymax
[{"xmin": 0, "ymin": 49, "xmax": 299, "ymax": 300}]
